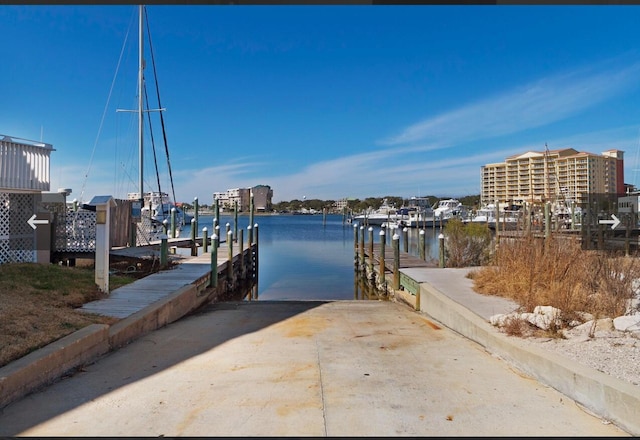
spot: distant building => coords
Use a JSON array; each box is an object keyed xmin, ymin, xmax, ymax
[
  {"xmin": 213, "ymin": 185, "xmax": 273, "ymax": 212},
  {"xmin": 333, "ymin": 198, "xmax": 355, "ymax": 211},
  {"xmin": 481, "ymin": 148, "xmax": 624, "ymax": 206},
  {"xmin": 251, "ymin": 185, "xmax": 273, "ymax": 212}
]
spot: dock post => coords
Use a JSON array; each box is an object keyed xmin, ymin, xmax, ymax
[
  {"xmin": 359, "ymin": 225, "xmax": 365, "ymax": 269},
  {"xmin": 402, "ymin": 227, "xmax": 408, "ymax": 253},
  {"xmin": 439, "ymin": 232, "xmax": 445, "ymax": 268},
  {"xmin": 215, "ymin": 225, "xmax": 221, "ymax": 247},
  {"xmin": 368, "ymin": 226, "xmax": 374, "ymax": 273},
  {"xmin": 202, "ymin": 227, "xmax": 209, "ymax": 253},
  {"xmin": 393, "ymin": 233, "xmax": 400, "ymax": 290},
  {"xmin": 419, "ymin": 229, "xmax": 425, "ymax": 260},
  {"xmin": 193, "ymin": 196, "xmax": 199, "ymax": 235},
  {"xmin": 214, "ymin": 198, "xmax": 220, "ymax": 230},
  {"xmin": 227, "ymin": 230, "xmax": 234, "ymax": 286},
  {"xmin": 190, "ymin": 218, "xmax": 197, "ymax": 256},
  {"xmin": 234, "ymin": 200, "xmax": 238, "ymax": 241},
  {"xmin": 210, "ymin": 234, "xmax": 218, "ymax": 288},
  {"xmin": 160, "ymin": 234, "xmax": 168, "ymax": 269},
  {"xmin": 544, "ymin": 202, "xmax": 551, "ymax": 241},
  {"xmin": 171, "ymin": 207, "xmax": 177, "ymax": 239},
  {"xmin": 379, "ymin": 230, "xmax": 386, "ymax": 286},
  {"xmin": 239, "ymin": 228, "xmax": 244, "ymax": 276},
  {"xmin": 353, "ymin": 224, "xmax": 358, "ymax": 251},
  {"xmin": 253, "ymin": 223, "xmax": 259, "ymax": 300},
  {"xmin": 247, "ymin": 222, "xmax": 253, "ymax": 248},
  {"xmin": 162, "ymin": 219, "xmax": 168, "ymax": 236},
  {"xmin": 249, "ymin": 194, "xmax": 255, "ymax": 232},
  {"xmin": 225, "ymin": 222, "xmax": 231, "ymax": 239}
]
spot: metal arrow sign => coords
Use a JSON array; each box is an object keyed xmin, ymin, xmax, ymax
[
  {"xmin": 27, "ymin": 214, "xmax": 49, "ymax": 230},
  {"xmin": 598, "ymin": 214, "xmax": 621, "ymax": 230}
]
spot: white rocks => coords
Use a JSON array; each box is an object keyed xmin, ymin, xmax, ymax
[
  {"xmin": 490, "ymin": 305, "xmax": 562, "ymax": 331},
  {"xmin": 613, "ymin": 315, "xmax": 640, "ymax": 333}
]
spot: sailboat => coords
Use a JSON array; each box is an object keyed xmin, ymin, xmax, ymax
[{"xmin": 122, "ymin": 5, "xmax": 192, "ymax": 235}]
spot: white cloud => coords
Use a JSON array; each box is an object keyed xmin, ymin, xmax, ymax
[{"xmin": 382, "ymin": 61, "xmax": 640, "ymax": 147}]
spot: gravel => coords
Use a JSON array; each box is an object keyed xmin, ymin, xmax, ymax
[{"xmin": 521, "ymin": 330, "xmax": 640, "ymax": 387}]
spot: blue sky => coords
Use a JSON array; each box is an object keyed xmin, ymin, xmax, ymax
[{"xmin": 4, "ymin": 5, "xmax": 640, "ymax": 204}]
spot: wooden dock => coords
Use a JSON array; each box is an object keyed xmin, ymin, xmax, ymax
[
  {"xmin": 81, "ymin": 242, "xmax": 254, "ymax": 319},
  {"xmin": 363, "ymin": 243, "xmax": 436, "ymax": 273}
]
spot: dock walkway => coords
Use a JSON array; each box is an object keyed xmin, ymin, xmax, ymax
[{"xmin": 81, "ymin": 241, "xmax": 246, "ymax": 319}]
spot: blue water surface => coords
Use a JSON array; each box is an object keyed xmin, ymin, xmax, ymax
[{"xmin": 182, "ymin": 213, "xmax": 442, "ymax": 300}]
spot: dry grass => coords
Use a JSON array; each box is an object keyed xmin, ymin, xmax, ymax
[
  {"xmin": 0, "ymin": 260, "xmax": 160, "ymax": 368},
  {"xmin": 470, "ymin": 234, "xmax": 640, "ymax": 326}
]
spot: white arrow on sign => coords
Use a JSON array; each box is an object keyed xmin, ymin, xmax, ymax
[
  {"xmin": 27, "ymin": 214, "xmax": 49, "ymax": 230},
  {"xmin": 599, "ymin": 214, "xmax": 621, "ymax": 230}
]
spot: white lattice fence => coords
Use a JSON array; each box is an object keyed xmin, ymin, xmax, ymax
[
  {"xmin": 0, "ymin": 192, "xmax": 36, "ymax": 264},
  {"xmin": 54, "ymin": 210, "xmax": 97, "ymax": 252}
]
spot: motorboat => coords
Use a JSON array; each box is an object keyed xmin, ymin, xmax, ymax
[{"xmin": 353, "ymin": 198, "xmax": 402, "ymax": 226}]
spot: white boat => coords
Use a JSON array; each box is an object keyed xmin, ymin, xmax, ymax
[
  {"xmin": 433, "ymin": 198, "xmax": 468, "ymax": 221},
  {"xmin": 471, "ymin": 204, "xmax": 521, "ymax": 230},
  {"xmin": 353, "ymin": 198, "xmax": 402, "ymax": 226},
  {"xmin": 127, "ymin": 191, "xmax": 193, "ymax": 227}
]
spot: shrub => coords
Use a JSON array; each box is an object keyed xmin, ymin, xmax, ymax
[
  {"xmin": 444, "ymin": 219, "xmax": 492, "ymax": 267},
  {"xmin": 471, "ymin": 234, "xmax": 640, "ymax": 322}
]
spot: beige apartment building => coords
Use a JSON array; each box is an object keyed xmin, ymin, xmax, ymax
[
  {"xmin": 213, "ymin": 185, "xmax": 273, "ymax": 212},
  {"xmin": 480, "ymin": 148, "xmax": 624, "ymax": 206}
]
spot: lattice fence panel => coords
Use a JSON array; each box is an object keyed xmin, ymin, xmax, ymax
[
  {"xmin": 0, "ymin": 192, "xmax": 36, "ymax": 263},
  {"xmin": 54, "ymin": 210, "xmax": 97, "ymax": 252}
]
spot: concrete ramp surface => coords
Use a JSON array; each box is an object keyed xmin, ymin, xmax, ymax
[{"xmin": 0, "ymin": 301, "xmax": 629, "ymax": 436}]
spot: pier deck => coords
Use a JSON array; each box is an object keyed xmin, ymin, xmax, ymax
[
  {"xmin": 81, "ymin": 242, "xmax": 251, "ymax": 319},
  {"xmin": 364, "ymin": 243, "xmax": 436, "ymax": 272}
]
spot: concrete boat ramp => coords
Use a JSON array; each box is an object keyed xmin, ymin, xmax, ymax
[{"xmin": 0, "ymin": 258, "xmax": 638, "ymax": 435}]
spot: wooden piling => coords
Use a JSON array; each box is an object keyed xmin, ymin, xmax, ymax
[
  {"xmin": 202, "ymin": 227, "xmax": 209, "ymax": 253},
  {"xmin": 193, "ymin": 196, "xmax": 199, "ymax": 235},
  {"xmin": 393, "ymin": 233, "xmax": 400, "ymax": 290},
  {"xmin": 190, "ymin": 218, "xmax": 197, "ymax": 256},
  {"xmin": 227, "ymin": 230, "xmax": 234, "ymax": 283},
  {"xmin": 402, "ymin": 227, "xmax": 408, "ymax": 253},
  {"xmin": 210, "ymin": 233, "xmax": 218, "ymax": 288},
  {"xmin": 419, "ymin": 229, "xmax": 425, "ymax": 260},
  {"xmin": 253, "ymin": 223, "xmax": 259, "ymax": 300},
  {"xmin": 379, "ymin": 230, "xmax": 386, "ymax": 284}
]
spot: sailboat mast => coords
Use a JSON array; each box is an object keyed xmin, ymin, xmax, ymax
[{"xmin": 138, "ymin": 4, "xmax": 144, "ymax": 205}]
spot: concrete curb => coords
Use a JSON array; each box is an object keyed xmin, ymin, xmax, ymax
[
  {"xmin": 0, "ymin": 279, "xmax": 219, "ymax": 411},
  {"xmin": 0, "ymin": 324, "xmax": 110, "ymax": 409},
  {"xmin": 419, "ymin": 281, "xmax": 640, "ymax": 436}
]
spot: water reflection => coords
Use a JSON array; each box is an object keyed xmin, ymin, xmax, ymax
[{"xmin": 180, "ymin": 214, "xmax": 442, "ymax": 301}]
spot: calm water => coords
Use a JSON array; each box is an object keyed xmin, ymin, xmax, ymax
[{"xmin": 181, "ymin": 213, "xmax": 442, "ymax": 300}]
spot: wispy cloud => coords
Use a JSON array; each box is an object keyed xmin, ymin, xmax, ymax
[{"xmin": 381, "ymin": 61, "xmax": 640, "ymax": 147}]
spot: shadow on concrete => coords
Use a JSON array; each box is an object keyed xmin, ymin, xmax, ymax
[{"xmin": 0, "ymin": 300, "xmax": 328, "ymax": 435}]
